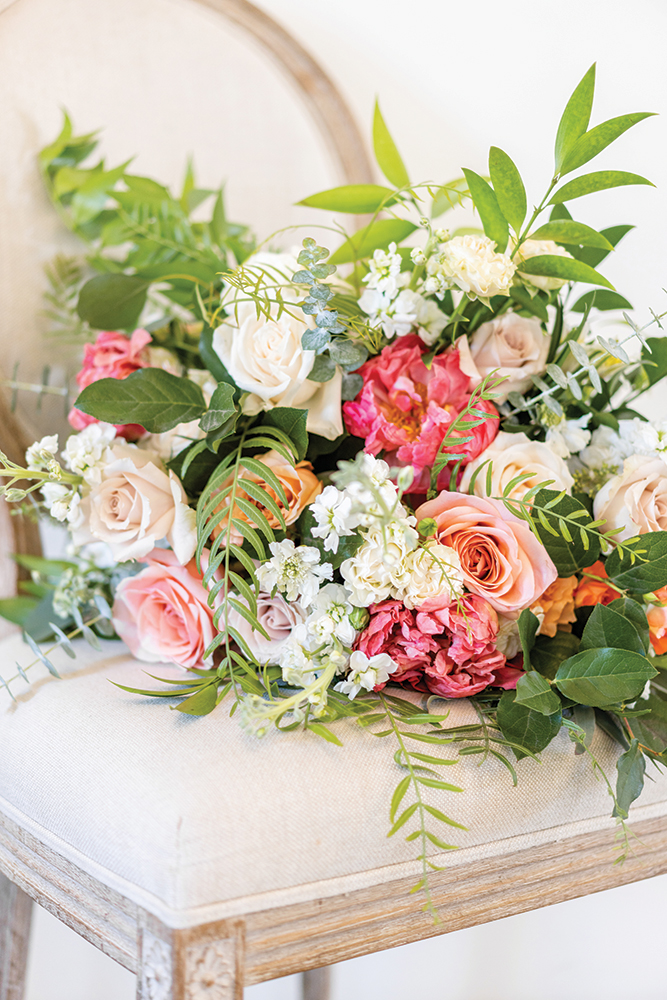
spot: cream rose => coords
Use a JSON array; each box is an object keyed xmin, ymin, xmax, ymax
[
  {"xmin": 425, "ymin": 234, "xmax": 516, "ymax": 302},
  {"xmin": 73, "ymin": 443, "xmax": 196, "ymax": 564},
  {"xmin": 461, "ymin": 431, "xmax": 574, "ymax": 500},
  {"xmin": 399, "ymin": 541, "xmax": 465, "ymax": 609},
  {"xmin": 466, "ymin": 313, "xmax": 550, "ymax": 402},
  {"xmin": 517, "ymin": 238, "xmax": 574, "ymax": 292},
  {"xmin": 593, "ymin": 455, "xmax": 667, "ymax": 542},
  {"xmin": 226, "ymin": 592, "xmax": 307, "ymax": 665}
]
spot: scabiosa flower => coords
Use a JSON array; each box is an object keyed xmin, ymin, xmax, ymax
[{"xmin": 257, "ymin": 539, "xmax": 333, "ymax": 607}]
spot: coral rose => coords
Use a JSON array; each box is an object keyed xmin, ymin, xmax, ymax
[
  {"xmin": 113, "ymin": 549, "xmax": 216, "ymax": 669},
  {"xmin": 531, "ymin": 576, "xmax": 577, "ymax": 636},
  {"xmin": 414, "ymin": 491, "xmax": 557, "ymax": 615},
  {"xmin": 647, "ymin": 605, "xmax": 667, "ymax": 655},
  {"xmin": 464, "ymin": 313, "xmax": 550, "ymax": 404},
  {"xmin": 343, "ymin": 334, "xmax": 498, "ymax": 493},
  {"xmin": 593, "ymin": 455, "xmax": 667, "ymax": 542},
  {"xmin": 211, "ymin": 450, "xmax": 321, "ymax": 545},
  {"xmin": 573, "ymin": 561, "xmax": 620, "ymax": 607},
  {"xmin": 69, "ymin": 329, "xmax": 152, "ymax": 440}
]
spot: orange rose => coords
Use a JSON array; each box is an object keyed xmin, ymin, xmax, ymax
[
  {"xmin": 211, "ymin": 450, "xmax": 321, "ymax": 545},
  {"xmin": 652, "ymin": 585, "xmax": 667, "ymax": 606},
  {"xmin": 531, "ymin": 576, "xmax": 577, "ymax": 637},
  {"xmin": 647, "ymin": 605, "xmax": 667, "ymax": 655},
  {"xmin": 573, "ymin": 561, "xmax": 620, "ymax": 608}
]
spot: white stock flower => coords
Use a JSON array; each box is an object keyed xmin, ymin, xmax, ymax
[
  {"xmin": 424, "ymin": 235, "xmax": 516, "ymax": 303},
  {"xmin": 302, "ymin": 583, "xmax": 357, "ymax": 648},
  {"xmin": 545, "ymin": 415, "xmax": 591, "ymax": 459},
  {"xmin": 277, "ymin": 638, "xmax": 317, "ymax": 688},
  {"xmin": 517, "ymin": 239, "xmax": 573, "ymax": 292},
  {"xmin": 363, "ymin": 242, "xmax": 402, "ymax": 295},
  {"xmin": 26, "ymin": 435, "xmax": 59, "ymax": 470},
  {"xmin": 63, "ymin": 423, "xmax": 116, "ymax": 486},
  {"xmin": 360, "ymin": 286, "xmax": 446, "ymax": 345},
  {"xmin": 399, "ymin": 541, "xmax": 465, "ymax": 609},
  {"xmin": 334, "ymin": 649, "xmax": 398, "ymax": 700},
  {"xmin": 256, "ymin": 539, "xmax": 333, "ymax": 607},
  {"xmin": 461, "ymin": 431, "xmax": 574, "ymax": 500},
  {"xmin": 577, "ymin": 424, "xmax": 626, "ymax": 474},
  {"xmin": 309, "ymin": 485, "xmax": 358, "ymax": 553},
  {"xmin": 42, "ymin": 483, "xmax": 82, "ymax": 525}
]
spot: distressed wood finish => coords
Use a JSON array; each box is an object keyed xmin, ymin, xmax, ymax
[
  {"xmin": 0, "ymin": 873, "xmax": 32, "ymax": 1000},
  {"xmin": 195, "ymin": 0, "xmax": 374, "ymax": 186}
]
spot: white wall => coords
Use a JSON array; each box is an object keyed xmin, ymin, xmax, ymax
[{"xmin": 14, "ymin": 0, "xmax": 667, "ymax": 996}]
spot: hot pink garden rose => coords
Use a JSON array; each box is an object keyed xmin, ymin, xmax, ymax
[
  {"xmin": 69, "ymin": 329, "xmax": 152, "ymax": 440},
  {"xmin": 424, "ymin": 644, "xmax": 509, "ymax": 699},
  {"xmin": 113, "ymin": 549, "xmax": 216, "ymax": 669},
  {"xmin": 414, "ymin": 492, "xmax": 557, "ymax": 615},
  {"xmin": 343, "ymin": 334, "xmax": 499, "ymax": 493},
  {"xmin": 416, "ymin": 593, "xmax": 499, "ymax": 664}
]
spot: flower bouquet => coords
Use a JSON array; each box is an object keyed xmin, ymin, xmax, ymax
[{"xmin": 2, "ymin": 65, "xmax": 667, "ymax": 913}]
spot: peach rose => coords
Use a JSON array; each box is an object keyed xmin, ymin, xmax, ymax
[
  {"xmin": 211, "ymin": 450, "xmax": 322, "ymax": 545},
  {"xmin": 414, "ymin": 491, "xmax": 557, "ymax": 615},
  {"xmin": 531, "ymin": 576, "xmax": 577, "ymax": 637},
  {"xmin": 112, "ymin": 549, "xmax": 216, "ymax": 668},
  {"xmin": 647, "ymin": 605, "xmax": 667, "ymax": 655},
  {"xmin": 464, "ymin": 313, "xmax": 550, "ymax": 403},
  {"xmin": 573, "ymin": 561, "xmax": 620, "ymax": 608},
  {"xmin": 73, "ymin": 442, "xmax": 196, "ymax": 564},
  {"xmin": 593, "ymin": 455, "xmax": 667, "ymax": 542}
]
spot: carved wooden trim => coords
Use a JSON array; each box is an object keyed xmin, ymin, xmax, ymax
[
  {"xmin": 138, "ymin": 913, "xmax": 245, "ymax": 999},
  {"xmin": 0, "ymin": 873, "xmax": 32, "ymax": 1000},
  {"xmin": 193, "ymin": 0, "xmax": 374, "ymax": 185}
]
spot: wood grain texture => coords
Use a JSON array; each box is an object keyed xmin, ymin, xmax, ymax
[
  {"xmin": 0, "ymin": 872, "xmax": 32, "ymax": 1000},
  {"xmin": 194, "ymin": 0, "xmax": 374, "ymax": 185}
]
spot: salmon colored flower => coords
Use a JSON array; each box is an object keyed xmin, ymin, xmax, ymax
[
  {"xmin": 573, "ymin": 561, "xmax": 620, "ymax": 608},
  {"xmin": 343, "ymin": 334, "xmax": 498, "ymax": 493},
  {"xmin": 532, "ymin": 576, "xmax": 578, "ymax": 636},
  {"xmin": 647, "ymin": 605, "xmax": 667, "ymax": 655},
  {"xmin": 69, "ymin": 329, "xmax": 152, "ymax": 440}
]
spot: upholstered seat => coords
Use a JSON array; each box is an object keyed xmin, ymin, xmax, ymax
[{"xmin": 2, "ymin": 631, "xmax": 667, "ymax": 942}]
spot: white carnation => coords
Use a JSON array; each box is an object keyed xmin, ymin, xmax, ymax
[
  {"xmin": 399, "ymin": 541, "xmax": 465, "ymax": 609},
  {"xmin": 424, "ymin": 234, "xmax": 516, "ymax": 303},
  {"xmin": 340, "ymin": 520, "xmax": 417, "ymax": 607}
]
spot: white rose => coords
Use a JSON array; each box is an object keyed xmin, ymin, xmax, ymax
[
  {"xmin": 517, "ymin": 239, "xmax": 574, "ymax": 292},
  {"xmin": 461, "ymin": 431, "xmax": 574, "ymax": 500},
  {"xmin": 466, "ymin": 312, "xmax": 550, "ymax": 403},
  {"xmin": 72, "ymin": 443, "xmax": 196, "ymax": 564},
  {"xmin": 226, "ymin": 592, "xmax": 306, "ymax": 665},
  {"xmin": 425, "ymin": 234, "xmax": 516, "ymax": 303},
  {"xmin": 593, "ymin": 454, "xmax": 667, "ymax": 542},
  {"xmin": 400, "ymin": 541, "xmax": 465, "ymax": 609}
]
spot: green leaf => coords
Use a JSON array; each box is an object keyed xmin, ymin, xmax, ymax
[
  {"xmin": 517, "ymin": 255, "xmax": 614, "ymax": 289},
  {"xmin": 529, "ymin": 221, "xmax": 613, "ymax": 250},
  {"xmin": 580, "ymin": 603, "xmax": 646, "ymax": 655},
  {"xmin": 509, "ymin": 286, "xmax": 549, "ymax": 322},
  {"xmin": 554, "ymin": 648, "xmax": 656, "ymax": 708},
  {"xmin": 496, "ymin": 691, "xmax": 562, "ymax": 760},
  {"xmin": 550, "ymin": 170, "xmax": 654, "ymax": 204},
  {"xmin": 554, "ymin": 64, "xmax": 596, "ymax": 174},
  {"xmin": 614, "ymin": 739, "xmax": 646, "ymax": 818},
  {"xmin": 514, "ymin": 671, "xmax": 562, "ymax": 716},
  {"xmin": 390, "ymin": 776, "xmax": 410, "ymax": 822},
  {"xmin": 373, "ymin": 101, "xmax": 410, "ymax": 188},
  {"xmin": 76, "ymin": 273, "xmax": 150, "ymax": 330},
  {"xmin": 173, "ymin": 683, "xmax": 219, "ymax": 716},
  {"xmin": 199, "ymin": 382, "xmax": 237, "ymax": 436},
  {"xmin": 329, "ymin": 219, "xmax": 417, "ymax": 265},
  {"xmin": 574, "ymin": 224, "xmax": 634, "ymax": 271},
  {"xmin": 13, "ymin": 555, "xmax": 76, "ymax": 577},
  {"xmin": 387, "ymin": 802, "xmax": 418, "ymax": 837},
  {"xmin": 75, "ymin": 368, "xmax": 206, "ymax": 433},
  {"xmin": 262, "ymin": 408, "xmax": 308, "ymax": 462},
  {"xmin": 307, "ymin": 722, "xmax": 344, "ymax": 746},
  {"xmin": 605, "ymin": 532, "xmax": 667, "ymax": 593},
  {"xmin": 642, "ymin": 337, "xmax": 667, "ymax": 389},
  {"xmin": 531, "ymin": 632, "xmax": 580, "ymax": 680},
  {"xmin": 531, "ymin": 489, "xmax": 600, "ymax": 575},
  {"xmin": 488, "ymin": 146, "xmax": 526, "ymax": 235},
  {"xmin": 517, "ymin": 608, "xmax": 539, "ymax": 671},
  {"xmin": 571, "ymin": 704, "xmax": 596, "ymax": 754},
  {"xmin": 608, "ymin": 598, "xmax": 650, "ymax": 653},
  {"xmin": 630, "ymin": 692, "xmax": 667, "ymax": 753},
  {"xmin": 329, "ymin": 339, "xmax": 367, "ymax": 371},
  {"xmin": 560, "ymin": 112, "xmax": 657, "ymax": 176},
  {"xmin": 571, "ymin": 290, "xmax": 632, "ymax": 313},
  {"xmin": 462, "ymin": 168, "xmax": 509, "ymax": 252},
  {"xmin": 298, "ymin": 184, "xmax": 396, "ymax": 213}
]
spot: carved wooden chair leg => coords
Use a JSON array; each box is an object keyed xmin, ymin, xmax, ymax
[
  {"xmin": 137, "ymin": 912, "xmax": 245, "ymax": 999},
  {"xmin": 302, "ymin": 966, "xmax": 331, "ymax": 1000},
  {"xmin": 0, "ymin": 874, "xmax": 33, "ymax": 1000}
]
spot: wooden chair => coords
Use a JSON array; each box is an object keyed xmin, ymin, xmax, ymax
[{"xmin": 2, "ymin": 4, "xmax": 667, "ymax": 1000}]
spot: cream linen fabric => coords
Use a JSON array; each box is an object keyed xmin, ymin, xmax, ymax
[{"xmin": 0, "ymin": 633, "xmax": 666, "ymax": 929}]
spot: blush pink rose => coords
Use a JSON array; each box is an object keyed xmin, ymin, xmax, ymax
[
  {"xmin": 343, "ymin": 334, "xmax": 499, "ymax": 493},
  {"xmin": 415, "ymin": 492, "xmax": 557, "ymax": 615},
  {"xmin": 113, "ymin": 549, "xmax": 216, "ymax": 669},
  {"xmin": 69, "ymin": 329, "xmax": 152, "ymax": 440}
]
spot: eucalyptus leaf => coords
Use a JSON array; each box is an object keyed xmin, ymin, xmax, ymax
[
  {"xmin": 329, "ymin": 339, "xmax": 367, "ymax": 371},
  {"xmin": 76, "ymin": 273, "xmax": 150, "ymax": 330},
  {"xmin": 341, "ymin": 373, "xmax": 364, "ymax": 401},
  {"xmin": 309, "ymin": 353, "xmax": 337, "ymax": 382},
  {"xmin": 554, "ymin": 647, "xmax": 656, "ymax": 707},
  {"xmin": 75, "ymin": 368, "xmax": 206, "ymax": 433},
  {"xmin": 298, "ymin": 184, "xmax": 396, "ymax": 213},
  {"xmin": 462, "ymin": 168, "xmax": 509, "ymax": 252}
]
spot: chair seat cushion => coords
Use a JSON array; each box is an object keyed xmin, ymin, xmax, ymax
[{"xmin": 1, "ymin": 633, "xmax": 666, "ymax": 928}]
